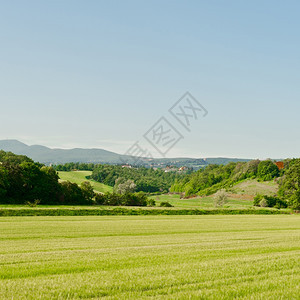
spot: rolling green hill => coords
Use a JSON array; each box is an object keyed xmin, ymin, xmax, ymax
[
  {"xmin": 58, "ymin": 171, "xmax": 113, "ymax": 194},
  {"xmin": 229, "ymin": 179, "xmax": 279, "ymax": 196}
]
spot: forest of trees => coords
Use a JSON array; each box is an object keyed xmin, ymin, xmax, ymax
[
  {"xmin": 0, "ymin": 151, "xmax": 95, "ymax": 205},
  {"xmin": 0, "ymin": 151, "xmax": 151, "ymax": 206},
  {"xmin": 169, "ymin": 158, "xmax": 300, "ymax": 209},
  {"xmin": 1, "ymin": 150, "xmax": 300, "ymax": 209},
  {"xmin": 54, "ymin": 162, "xmax": 96, "ymax": 171},
  {"xmin": 170, "ymin": 159, "xmax": 284, "ymax": 196},
  {"xmin": 91, "ymin": 164, "xmax": 187, "ymax": 193}
]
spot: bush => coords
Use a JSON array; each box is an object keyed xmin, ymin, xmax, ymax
[
  {"xmin": 95, "ymin": 192, "xmax": 148, "ymax": 206},
  {"xmin": 114, "ymin": 178, "xmax": 136, "ymax": 194},
  {"xmin": 254, "ymin": 194, "xmax": 264, "ymax": 206},
  {"xmin": 25, "ymin": 199, "xmax": 41, "ymax": 207},
  {"xmin": 60, "ymin": 181, "xmax": 92, "ymax": 205},
  {"xmin": 160, "ymin": 201, "xmax": 173, "ymax": 207},
  {"xmin": 214, "ymin": 189, "xmax": 228, "ymax": 208},
  {"xmin": 80, "ymin": 181, "xmax": 95, "ymax": 201},
  {"xmin": 94, "ymin": 193, "xmax": 106, "ymax": 205},
  {"xmin": 146, "ymin": 199, "xmax": 156, "ymax": 207},
  {"xmin": 254, "ymin": 194, "xmax": 288, "ymax": 209},
  {"xmin": 0, "ymin": 208, "xmax": 290, "ymax": 217},
  {"xmin": 274, "ymin": 198, "xmax": 288, "ymax": 209},
  {"xmin": 122, "ymin": 192, "xmax": 147, "ymax": 206},
  {"xmin": 259, "ymin": 198, "xmax": 268, "ymax": 207}
]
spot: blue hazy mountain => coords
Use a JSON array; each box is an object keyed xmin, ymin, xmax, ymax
[{"xmin": 0, "ymin": 139, "xmax": 250, "ymax": 167}]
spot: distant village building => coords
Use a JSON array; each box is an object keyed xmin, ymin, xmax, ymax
[
  {"xmin": 178, "ymin": 166, "xmax": 188, "ymax": 172},
  {"xmin": 164, "ymin": 166, "xmax": 177, "ymax": 172},
  {"xmin": 122, "ymin": 164, "xmax": 132, "ymax": 168}
]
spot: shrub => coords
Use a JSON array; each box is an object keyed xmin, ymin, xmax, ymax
[
  {"xmin": 214, "ymin": 189, "xmax": 228, "ymax": 208},
  {"xmin": 122, "ymin": 192, "xmax": 147, "ymax": 206},
  {"xmin": 254, "ymin": 194, "xmax": 288, "ymax": 209},
  {"xmin": 80, "ymin": 181, "xmax": 95, "ymax": 201},
  {"xmin": 0, "ymin": 208, "xmax": 290, "ymax": 217},
  {"xmin": 274, "ymin": 199, "xmax": 288, "ymax": 209},
  {"xmin": 146, "ymin": 199, "xmax": 156, "ymax": 207},
  {"xmin": 263, "ymin": 195, "xmax": 277, "ymax": 207},
  {"xmin": 160, "ymin": 201, "xmax": 173, "ymax": 207},
  {"xmin": 25, "ymin": 199, "xmax": 41, "ymax": 207},
  {"xmin": 60, "ymin": 181, "xmax": 92, "ymax": 205},
  {"xmin": 114, "ymin": 178, "xmax": 136, "ymax": 194},
  {"xmin": 94, "ymin": 193, "xmax": 106, "ymax": 205},
  {"xmin": 259, "ymin": 198, "xmax": 268, "ymax": 207},
  {"xmin": 254, "ymin": 194, "xmax": 264, "ymax": 206},
  {"xmin": 94, "ymin": 192, "xmax": 148, "ymax": 206}
]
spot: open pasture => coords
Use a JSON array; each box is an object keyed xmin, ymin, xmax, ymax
[
  {"xmin": 151, "ymin": 194, "xmax": 254, "ymax": 209},
  {"xmin": 0, "ymin": 215, "xmax": 299, "ymax": 299},
  {"xmin": 58, "ymin": 171, "xmax": 113, "ymax": 193}
]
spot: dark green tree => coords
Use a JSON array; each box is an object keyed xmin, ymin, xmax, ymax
[
  {"xmin": 80, "ymin": 181, "xmax": 95, "ymax": 201},
  {"xmin": 278, "ymin": 159, "xmax": 300, "ymax": 209},
  {"xmin": 60, "ymin": 181, "xmax": 88, "ymax": 205},
  {"xmin": 257, "ymin": 160, "xmax": 279, "ymax": 181}
]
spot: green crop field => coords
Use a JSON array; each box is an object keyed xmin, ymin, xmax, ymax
[
  {"xmin": 0, "ymin": 215, "xmax": 299, "ymax": 299},
  {"xmin": 58, "ymin": 171, "xmax": 113, "ymax": 193}
]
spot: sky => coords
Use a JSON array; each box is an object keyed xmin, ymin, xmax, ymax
[{"xmin": 0, "ymin": 0, "xmax": 300, "ymax": 159}]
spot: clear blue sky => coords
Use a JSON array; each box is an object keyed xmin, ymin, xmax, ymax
[{"xmin": 1, "ymin": 0, "xmax": 299, "ymax": 159}]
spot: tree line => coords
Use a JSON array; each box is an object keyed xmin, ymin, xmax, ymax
[
  {"xmin": 170, "ymin": 158, "xmax": 300, "ymax": 209},
  {"xmin": 91, "ymin": 164, "xmax": 186, "ymax": 193},
  {"xmin": 2, "ymin": 150, "xmax": 300, "ymax": 209},
  {"xmin": 0, "ymin": 151, "xmax": 96, "ymax": 205},
  {"xmin": 0, "ymin": 151, "xmax": 154, "ymax": 206},
  {"xmin": 54, "ymin": 162, "xmax": 95, "ymax": 171}
]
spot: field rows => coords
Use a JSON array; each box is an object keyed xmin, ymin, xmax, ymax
[{"xmin": 0, "ymin": 215, "xmax": 299, "ymax": 299}]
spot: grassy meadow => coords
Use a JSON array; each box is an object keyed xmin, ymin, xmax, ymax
[
  {"xmin": 58, "ymin": 171, "xmax": 113, "ymax": 193},
  {"xmin": 229, "ymin": 179, "xmax": 279, "ymax": 196},
  {"xmin": 0, "ymin": 193, "xmax": 275, "ymax": 212},
  {"xmin": 151, "ymin": 194, "xmax": 254, "ymax": 209},
  {"xmin": 57, "ymin": 172, "xmax": 279, "ymax": 210},
  {"xmin": 0, "ymin": 215, "xmax": 299, "ymax": 299}
]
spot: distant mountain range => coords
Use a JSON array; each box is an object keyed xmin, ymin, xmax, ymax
[{"xmin": 0, "ymin": 139, "xmax": 251, "ymax": 168}]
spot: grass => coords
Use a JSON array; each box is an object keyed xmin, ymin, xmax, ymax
[
  {"xmin": 230, "ymin": 179, "xmax": 279, "ymax": 196},
  {"xmin": 0, "ymin": 215, "xmax": 299, "ymax": 299},
  {"xmin": 151, "ymin": 194, "xmax": 254, "ymax": 209},
  {"xmin": 0, "ymin": 193, "xmax": 290, "ymax": 214},
  {"xmin": 58, "ymin": 171, "xmax": 113, "ymax": 193}
]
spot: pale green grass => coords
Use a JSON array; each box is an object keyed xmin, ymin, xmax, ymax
[
  {"xmin": 230, "ymin": 179, "xmax": 279, "ymax": 196},
  {"xmin": 0, "ymin": 194, "xmax": 268, "ymax": 210},
  {"xmin": 58, "ymin": 171, "xmax": 113, "ymax": 193},
  {"xmin": 0, "ymin": 215, "xmax": 299, "ymax": 299},
  {"xmin": 151, "ymin": 194, "xmax": 254, "ymax": 209}
]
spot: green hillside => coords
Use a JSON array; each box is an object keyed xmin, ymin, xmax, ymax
[
  {"xmin": 150, "ymin": 194, "xmax": 254, "ymax": 209},
  {"xmin": 230, "ymin": 179, "xmax": 279, "ymax": 196},
  {"xmin": 58, "ymin": 171, "xmax": 113, "ymax": 193}
]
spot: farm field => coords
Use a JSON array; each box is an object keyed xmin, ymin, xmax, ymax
[
  {"xmin": 58, "ymin": 171, "xmax": 113, "ymax": 193},
  {"xmin": 0, "ymin": 215, "xmax": 299, "ymax": 299}
]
